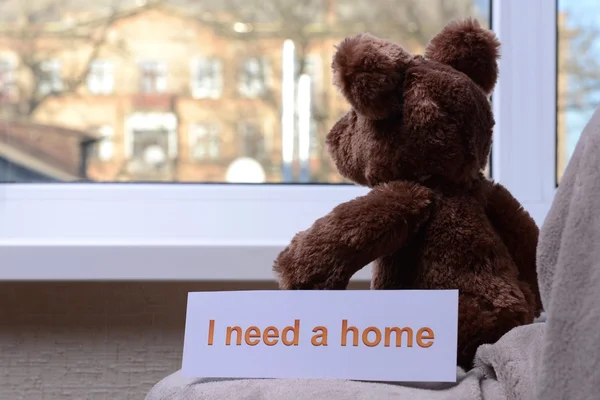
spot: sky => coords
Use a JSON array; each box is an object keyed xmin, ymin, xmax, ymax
[{"xmin": 558, "ymin": 0, "xmax": 600, "ymax": 158}]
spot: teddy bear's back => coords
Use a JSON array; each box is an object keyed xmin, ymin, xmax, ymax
[
  {"xmin": 421, "ymin": 195, "xmax": 519, "ymax": 287},
  {"xmin": 374, "ymin": 192, "xmax": 521, "ymax": 292},
  {"xmin": 371, "ymin": 187, "xmax": 537, "ymax": 368}
]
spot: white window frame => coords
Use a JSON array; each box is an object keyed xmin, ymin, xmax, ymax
[
  {"xmin": 124, "ymin": 112, "xmax": 178, "ymax": 160},
  {"xmin": 239, "ymin": 121, "xmax": 267, "ymax": 159},
  {"xmin": 189, "ymin": 123, "xmax": 220, "ymax": 160},
  {"xmin": 94, "ymin": 125, "xmax": 115, "ymax": 161},
  {"xmin": 238, "ymin": 56, "xmax": 272, "ymax": 98},
  {"xmin": 304, "ymin": 53, "xmax": 324, "ymax": 160},
  {"xmin": 190, "ymin": 57, "xmax": 223, "ymax": 99},
  {"xmin": 138, "ymin": 60, "xmax": 168, "ymax": 94},
  {"xmin": 490, "ymin": 0, "xmax": 556, "ymax": 226},
  {"xmin": 0, "ymin": 0, "xmax": 557, "ymax": 281},
  {"xmin": 304, "ymin": 53, "xmax": 323, "ymax": 100},
  {"xmin": 0, "ymin": 56, "xmax": 16, "ymax": 100},
  {"xmin": 87, "ymin": 59, "xmax": 114, "ymax": 95},
  {"xmin": 38, "ymin": 59, "xmax": 63, "ymax": 95}
]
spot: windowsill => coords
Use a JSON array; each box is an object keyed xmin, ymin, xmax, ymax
[
  {"xmin": 0, "ymin": 182, "xmax": 551, "ymax": 282},
  {"xmin": 0, "ymin": 242, "xmax": 373, "ymax": 281},
  {"xmin": 0, "ymin": 183, "xmax": 372, "ymax": 281}
]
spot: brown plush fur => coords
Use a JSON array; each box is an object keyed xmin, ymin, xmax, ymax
[{"xmin": 273, "ymin": 18, "xmax": 542, "ymax": 370}]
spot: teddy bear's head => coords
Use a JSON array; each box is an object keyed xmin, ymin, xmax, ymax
[{"xmin": 327, "ymin": 18, "xmax": 500, "ymax": 187}]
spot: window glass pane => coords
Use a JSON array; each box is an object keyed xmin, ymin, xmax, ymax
[
  {"xmin": 0, "ymin": 0, "xmax": 490, "ymax": 183},
  {"xmin": 557, "ymin": 0, "xmax": 598, "ymax": 184},
  {"xmin": 88, "ymin": 60, "xmax": 114, "ymax": 95}
]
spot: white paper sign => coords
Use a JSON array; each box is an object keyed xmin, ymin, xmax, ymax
[{"xmin": 181, "ymin": 290, "xmax": 458, "ymax": 382}]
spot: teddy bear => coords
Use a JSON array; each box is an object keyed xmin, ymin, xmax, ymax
[{"xmin": 273, "ymin": 18, "xmax": 543, "ymax": 370}]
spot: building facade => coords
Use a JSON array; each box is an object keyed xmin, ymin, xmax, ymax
[
  {"xmin": 0, "ymin": 0, "xmax": 487, "ymax": 183},
  {"xmin": 0, "ymin": 5, "xmax": 353, "ymax": 183}
]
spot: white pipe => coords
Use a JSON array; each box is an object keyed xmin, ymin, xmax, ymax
[
  {"xmin": 281, "ymin": 40, "xmax": 295, "ymax": 164},
  {"xmin": 297, "ymin": 74, "xmax": 311, "ymax": 164}
]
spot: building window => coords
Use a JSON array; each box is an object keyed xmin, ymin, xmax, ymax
[
  {"xmin": 0, "ymin": 59, "xmax": 15, "ymax": 102},
  {"xmin": 131, "ymin": 128, "xmax": 173, "ymax": 167},
  {"xmin": 309, "ymin": 119, "xmax": 320, "ymax": 159},
  {"xmin": 139, "ymin": 60, "xmax": 167, "ymax": 94},
  {"xmin": 37, "ymin": 59, "xmax": 62, "ymax": 95},
  {"xmin": 238, "ymin": 57, "xmax": 270, "ymax": 98},
  {"xmin": 88, "ymin": 60, "xmax": 114, "ymax": 95},
  {"xmin": 189, "ymin": 123, "xmax": 220, "ymax": 160},
  {"xmin": 124, "ymin": 113, "xmax": 178, "ymax": 176},
  {"xmin": 239, "ymin": 122, "xmax": 265, "ymax": 159},
  {"xmin": 90, "ymin": 125, "xmax": 115, "ymax": 161},
  {"xmin": 304, "ymin": 54, "xmax": 324, "ymax": 108},
  {"xmin": 191, "ymin": 58, "xmax": 222, "ymax": 99}
]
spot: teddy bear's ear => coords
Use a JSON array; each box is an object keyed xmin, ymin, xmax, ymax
[
  {"xmin": 424, "ymin": 18, "xmax": 500, "ymax": 94},
  {"xmin": 332, "ymin": 33, "xmax": 413, "ymax": 120}
]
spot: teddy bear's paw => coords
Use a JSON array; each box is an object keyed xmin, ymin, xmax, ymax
[
  {"xmin": 373, "ymin": 181, "xmax": 435, "ymax": 223},
  {"xmin": 276, "ymin": 267, "xmax": 349, "ymax": 290},
  {"xmin": 274, "ymin": 250, "xmax": 350, "ymax": 290},
  {"xmin": 279, "ymin": 280, "xmax": 343, "ymax": 291}
]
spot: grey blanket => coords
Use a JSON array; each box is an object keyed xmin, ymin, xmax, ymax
[{"xmin": 146, "ymin": 106, "xmax": 600, "ymax": 400}]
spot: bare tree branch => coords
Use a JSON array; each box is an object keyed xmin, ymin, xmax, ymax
[
  {"xmin": 0, "ymin": 0, "xmax": 166, "ymax": 118},
  {"xmin": 558, "ymin": 12, "xmax": 600, "ymax": 113}
]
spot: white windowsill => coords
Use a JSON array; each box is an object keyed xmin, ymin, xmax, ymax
[
  {"xmin": 0, "ymin": 243, "xmax": 375, "ymax": 281},
  {"xmin": 0, "ymin": 181, "xmax": 551, "ymax": 281},
  {"xmin": 0, "ymin": 183, "xmax": 373, "ymax": 281}
]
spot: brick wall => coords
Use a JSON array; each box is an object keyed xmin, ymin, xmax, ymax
[{"xmin": 0, "ymin": 280, "xmax": 368, "ymax": 400}]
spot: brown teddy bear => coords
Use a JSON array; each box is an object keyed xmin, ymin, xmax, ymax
[{"xmin": 273, "ymin": 18, "xmax": 543, "ymax": 370}]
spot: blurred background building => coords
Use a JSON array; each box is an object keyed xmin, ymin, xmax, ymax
[
  {"xmin": 0, "ymin": 0, "xmax": 490, "ymax": 183},
  {"xmin": 0, "ymin": 0, "xmax": 593, "ymax": 186}
]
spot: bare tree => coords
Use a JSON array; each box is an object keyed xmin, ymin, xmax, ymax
[
  {"xmin": 0, "ymin": 0, "xmax": 488, "ymax": 182},
  {"xmin": 0, "ymin": 0, "xmax": 162, "ymax": 120},
  {"xmin": 181, "ymin": 0, "xmax": 484, "ymax": 181},
  {"xmin": 558, "ymin": 18, "xmax": 600, "ymax": 113}
]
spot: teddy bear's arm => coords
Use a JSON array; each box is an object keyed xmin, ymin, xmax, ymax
[
  {"xmin": 485, "ymin": 182, "xmax": 543, "ymax": 314},
  {"xmin": 273, "ymin": 181, "xmax": 434, "ymax": 289}
]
